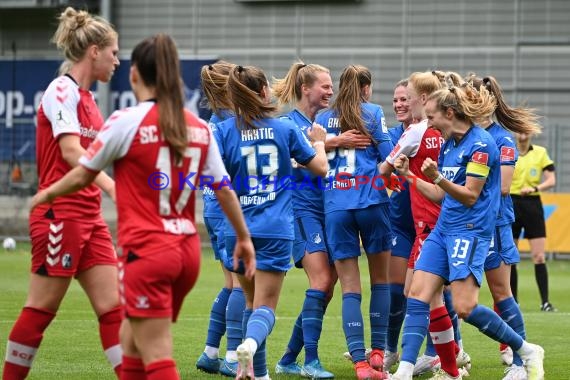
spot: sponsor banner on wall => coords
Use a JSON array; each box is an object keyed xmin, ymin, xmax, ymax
[{"xmin": 0, "ymin": 58, "xmax": 216, "ymax": 161}]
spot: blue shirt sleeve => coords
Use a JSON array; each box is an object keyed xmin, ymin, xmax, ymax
[{"xmin": 288, "ymin": 121, "xmax": 317, "ymax": 166}]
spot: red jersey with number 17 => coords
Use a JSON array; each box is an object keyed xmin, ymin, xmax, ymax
[
  {"xmin": 79, "ymin": 101, "xmax": 229, "ymax": 255},
  {"xmin": 34, "ymin": 75, "xmax": 103, "ymax": 219},
  {"xmin": 385, "ymin": 119, "xmax": 443, "ymax": 229}
]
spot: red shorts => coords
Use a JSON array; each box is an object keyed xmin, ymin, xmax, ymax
[
  {"xmin": 119, "ymin": 234, "xmax": 201, "ymax": 322},
  {"xmin": 407, "ymin": 224, "xmax": 434, "ymax": 269},
  {"xmin": 30, "ymin": 213, "xmax": 116, "ymax": 277}
]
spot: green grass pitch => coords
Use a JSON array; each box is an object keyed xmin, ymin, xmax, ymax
[{"xmin": 1, "ymin": 243, "xmax": 568, "ymax": 379}]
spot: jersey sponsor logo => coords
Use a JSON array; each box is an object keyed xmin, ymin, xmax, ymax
[
  {"xmin": 441, "ymin": 166, "xmax": 460, "ymax": 181},
  {"xmin": 500, "ymin": 146, "xmax": 515, "ymax": 162},
  {"xmin": 80, "ymin": 126, "xmax": 98, "ymax": 139},
  {"xmin": 471, "ymin": 151, "xmax": 489, "ymax": 165}
]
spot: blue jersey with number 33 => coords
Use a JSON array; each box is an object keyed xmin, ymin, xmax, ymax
[{"xmin": 437, "ymin": 126, "xmax": 500, "ymax": 237}]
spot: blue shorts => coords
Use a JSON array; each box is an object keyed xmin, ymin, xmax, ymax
[
  {"xmin": 224, "ymin": 236, "xmax": 292, "ymax": 273},
  {"xmin": 325, "ymin": 203, "xmax": 392, "ymax": 261},
  {"xmin": 484, "ymin": 224, "xmax": 521, "ymax": 271},
  {"xmin": 391, "ymin": 223, "xmax": 415, "ymax": 260},
  {"xmin": 292, "ymin": 214, "xmax": 331, "ymax": 268},
  {"xmin": 415, "ymin": 228, "xmax": 490, "ymax": 286},
  {"xmin": 204, "ymin": 216, "xmax": 226, "ymax": 262}
]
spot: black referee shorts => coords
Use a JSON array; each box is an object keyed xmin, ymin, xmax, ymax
[{"xmin": 511, "ymin": 195, "xmax": 546, "ymax": 239}]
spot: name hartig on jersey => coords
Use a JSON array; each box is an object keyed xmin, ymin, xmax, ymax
[
  {"xmin": 80, "ymin": 125, "xmax": 98, "ymax": 139},
  {"xmin": 240, "ymin": 128, "xmax": 274, "ymax": 141}
]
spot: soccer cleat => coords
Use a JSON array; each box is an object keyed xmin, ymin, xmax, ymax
[
  {"xmin": 428, "ymin": 369, "xmax": 464, "ymax": 380},
  {"xmin": 219, "ymin": 359, "xmax": 239, "ymax": 377},
  {"xmin": 520, "ymin": 343, "xmax": 544, "ymax": 380},
  {"xmin": 196, "ymin": 352, "xmax": 222, "ymax": 374},
  {"xmin": 369, "ymin": 349, "xmax": 385, "ymax": 371},
  {"xmin": 383, "ymin": 351, "xmax": 400, "ymax": 372},
  {"xmin": 502, "ymin": 365, "xmax": 527, "ymax": 380},
  {"xmin": 236, "ymin": 344, "xmax": 254, "ymax": 380},
  {"xmin": 456, "ymin": 348, "xmax": 472, "ymax": 372},
  {"xmin": 500, "ymin": 347, "xmax": 514, "ymax": 366},
  {"xmin": 540, "ymin": 302, "xmax": 557, "ymax": 312},
  {"xmin": 344, "ymin": 348, "xmax": 373, "ymax": 361},
  {"xmin": 354, "ymin": 361, "xmax": 389, "ymax": 380},
  {"xmin": 413, "ymin": 354, "xmax": 441, "ymax": 376},
  {"xmin": 275, "ymin": 361, "xmax": 303, "ymax": 375},
  {"xmin": 301, "ymin": 359, "xmax": 335, "ymax": 379}
]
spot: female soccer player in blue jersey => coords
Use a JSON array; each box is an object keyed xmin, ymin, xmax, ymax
[
  {"xmin": 316, "ymin": 64, "xmax": 393, "ymax": 380},
  {"xmin": 383, "ymin": 79, "xmax": 416, "ymax": 370},
  {"xmin": 391, "ymin": 80, "xmax": 544, "ymax": 380},
  {"xmin": 214, "ymin": 65, "xmax": 329, "ymax": 380},
  {"xmin": 272, "ymin": 61, "xmax": 372, "ymax": 379},
  {"xmin": 467, "ymin": 73, "xmax": 542, "ymax": 379},
  {"xmin": 196, "ymin": 61, "xmax": 246, "ymax": 377}
]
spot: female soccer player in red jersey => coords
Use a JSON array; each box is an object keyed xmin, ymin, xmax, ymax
[
  {"xmin": 3, "ymin": 7, "xmax": 122, "ymax": 379},
  {"xmin": 29, "ymin": 34, "xmax": 255, "ymax": 380}
]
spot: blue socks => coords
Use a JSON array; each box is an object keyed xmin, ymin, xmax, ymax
[
  {"xmin": 465, "ymin": 304, "xmax": 523, "ymax": 351},
  {"xmin": 226, "ymin": 288, "xmax": 246, "ymax": 351},
  {"xmin": 370, "ymin": 284, "xmax": 390, "ymax": 351},
  {"xmin": 244, "ymin": 306, "xmax": 275, "ymax": 378},
  {"xmin": 279, "ymin": 313, "xmax": 303, "ymax": 365},
  {"xmin": 245, "ymin": 306, "xmax": 276, "ymax": 348},
  {"xmin": 303, "ymin": 289, "xmax": 327, "ymax": 364},
  {"xmin": 401, "ymin": 298, "xmax": 430, "ymax": 364},
  {"xmin": 206, "ymin": 287, "xmax": 231, "ymax": 348},
  {"xmin": 496, "ymin": 297, "xmax": 526, "ymax": 366},
  {"xmin": 387, "ymin": 283, "xmax": 406, "ymax": 353},
  {"xmin": 342, "ymin": 293, "xmax": 366, "ymax": 363}
]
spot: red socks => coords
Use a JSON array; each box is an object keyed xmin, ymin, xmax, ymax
[
  {"xmin": 99, "ymin": 306, "xmax": 123, "ymax": 377},
  {"xmin": 121, "ymin": 355, "xmax": 146, "ymax": 380},
  {"xmin": 429, "ymin": 306, "xmax": 459, "ymax": 377},
  {"xmin": 3, "ymin": 307, "xmax": 56, "ymax": 380},
  {"xmin": 146, "ymin": 359, "xmax": 179, "ymax": 380}
]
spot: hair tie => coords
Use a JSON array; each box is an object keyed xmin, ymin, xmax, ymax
[
  {"xmin": 237, "ymin": 66, "xmax": 244, "ymax": 73},
  {"xmin": 208, "ymin": 65, "xmax": 213, "ymax": 70},
  {"xmin": 300, "ymin": 64, "xmax": 307, "ymax": 69},
  {"xmin": 483, "ymin": 77, "xmax": 491, "ymax": 88}
]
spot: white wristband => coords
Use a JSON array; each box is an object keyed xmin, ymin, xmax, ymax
[
  {"xmin": 433, "ymin": 173, "xmax": 444, "ymax": 185},
  {"xmin": 312, "ymin": 141, "xmax": 325, "ymax": 148}
]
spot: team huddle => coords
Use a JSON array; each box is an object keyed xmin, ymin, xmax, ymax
[{"xmin": 1, "ymin": 6, "xmax": 547, "ymax": 380}]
